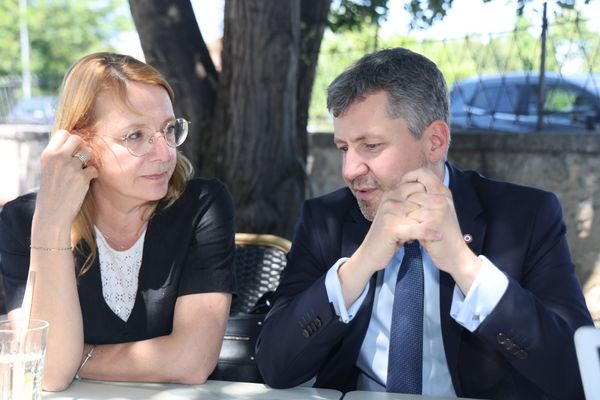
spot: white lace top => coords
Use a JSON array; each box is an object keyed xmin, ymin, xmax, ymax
[{"xmin": 94, "ymin": 226, "xmax": 146, "ymax": 322}]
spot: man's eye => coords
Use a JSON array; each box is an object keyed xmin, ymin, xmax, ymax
[
  {"xmin": 365, "ymin": 143, "xmax": 381, "ymax": 150},
  {"xmin": 337, "ymin": 146, "xmax": 348, "ymax": 152}
]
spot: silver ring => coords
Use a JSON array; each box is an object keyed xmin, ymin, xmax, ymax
[{"xmin": 72, "ymin": 152, "xmax": 89, "ymax": 168}]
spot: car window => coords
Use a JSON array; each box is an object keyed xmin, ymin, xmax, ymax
[
  {"xmin": 527, "ymin": 85, "xmax": 592, "ymax": 115},
  {"xmin": 572, "ymin": 91, "xmax": 596, "ymax": 113},
  {"xmin": 545, "ymin": 86, "xmax": 578, "ymax": 113},
  {"xmin": 471, "ymin": 83, "xmax": 521, "ymax": 114}
]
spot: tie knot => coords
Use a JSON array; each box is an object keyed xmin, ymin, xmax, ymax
[
  {"xmin": 403, "ymin": 240, "xmax": 420, "ymax": 258},
  {"xmin": 404, "ymin": 240, "xmax": 420, "ymax": 250}
]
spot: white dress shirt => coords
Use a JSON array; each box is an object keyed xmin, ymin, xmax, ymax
[{"xmin": 324, "ymin": 167, "xmax": 509, "ymax": 395}]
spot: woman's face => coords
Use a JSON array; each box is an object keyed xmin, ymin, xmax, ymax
[{"xmin": 90, "ymin": 81, "xmax": 177, "ymax": 210}]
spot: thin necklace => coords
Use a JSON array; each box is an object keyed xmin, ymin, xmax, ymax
[{"xmin": 97, "ymin": 224, "xmax": 147, "ymax": 251}]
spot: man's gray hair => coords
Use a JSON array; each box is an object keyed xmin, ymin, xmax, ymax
[{"xmin": 327, "ymin": 47, "xmax": 449, "ymax": 139}]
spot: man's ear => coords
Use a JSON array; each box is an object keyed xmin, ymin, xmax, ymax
[{"xmin": 423, "ymin": 120, "xmax": 449, "ymax": 164}]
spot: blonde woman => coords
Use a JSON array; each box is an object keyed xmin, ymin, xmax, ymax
[{"xmin": 0, "ymin": 53, "xmax": 235, "ymax": 390}]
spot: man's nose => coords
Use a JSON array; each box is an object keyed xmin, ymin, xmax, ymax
[{"xmin": 342, "ymin": 149, "xmax": 368, "ymax": 183}]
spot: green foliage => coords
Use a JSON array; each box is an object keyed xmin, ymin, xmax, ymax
[
  {"xmin": 404, "ymin": 0, "xmax": 592, "ymax": 30},
  {"xmin": 309, "ymin": 25, "xmax": 381, "ymax": 131},
  {"xmin": 0, "ymin": 0, "xmax": 131, "ymax": 91},
  {"xmin": 328, "ymin": 0, "xmax": 389, "ymax": 32}
]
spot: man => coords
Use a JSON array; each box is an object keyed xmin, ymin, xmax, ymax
[{"xmin": 255, "ymin": 48, "xmax": 593, "ymax": 399}]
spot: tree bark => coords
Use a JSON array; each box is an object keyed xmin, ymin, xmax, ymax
[
  {"xmin": 129, "ymin": 0, "xmax": 328, "ymax": 238},
  {"xmin": 297, "ymin": 0, "xmax": 332, "ymax": 160},
  {"xmin": 128, "ymin": 0, "xmax": 218, "ymax": 170},
  {"xmin": 205, "ymin": 0, "xmax": 304, "ymax": 238}
]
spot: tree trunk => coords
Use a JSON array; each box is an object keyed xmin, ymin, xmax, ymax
[
  {"xmin": 297, "ymin": 0, "xmax": 332, "ymax": 160},
  {"xmin": 129, "ymin": 0, "xmax": 327, "ymax": 238},
  {"xmin": 204, "ymin": 0, "xmax": 304, "ymax": 238},
  {"xmin": 128, "ymin": 0, "xmax": 218, "ymax": 170}
]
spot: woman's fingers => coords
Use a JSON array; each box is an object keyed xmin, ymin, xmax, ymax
[
  {"xmin": 71, "ymin": 148, "xmax": 93, "ymax": 169},
  {"xmin": 82, "ymin": 165, "xmax": 99, "ymax": 181},
  {"xmin": 36, "ymin": 130, "xmax": 98, "ymax": 226}
]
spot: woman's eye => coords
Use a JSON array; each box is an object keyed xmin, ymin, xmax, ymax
[
  {"xmin": 124, "ymin": 131, "xmax": 145, "ymax": 142},
  {"xmin": 164, "ymin": 123, "xmax": 176, "ymax": 136}
]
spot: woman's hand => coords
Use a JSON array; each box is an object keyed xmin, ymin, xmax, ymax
[{"xmin": 34, "ymin": 130, "xmax": 99, "ymax": 229}]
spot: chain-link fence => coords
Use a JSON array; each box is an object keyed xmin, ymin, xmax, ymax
[
  {"xmin": 310, "ymin": 9, "xmax": 600, "ymax": 133},
  {"xmin": 0, "ymin": 76, "xmax": 21, "ymax": 120},
  {"xmin": 0, "ymin": 74, "xmax": 61, "ymax": 124}
]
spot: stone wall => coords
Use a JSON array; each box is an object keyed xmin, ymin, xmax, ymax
[
  {"xmin": 0, "ymin": 125, "xmax": 49, "ymax": 205},
  {"xmin": 308, "ymin": 132, "xmax": 600, "ymax": 323}
]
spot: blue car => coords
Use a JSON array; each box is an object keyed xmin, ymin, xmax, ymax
[
  {"xmin": 5, "ymin": 96, "xmax": 57, "ymax": 125},
  {"xmin": 450, "ymin": 72, "xmax": 600, "ymax": 133}
]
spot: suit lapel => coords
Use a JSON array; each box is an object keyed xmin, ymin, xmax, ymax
[
  {"xmin": 440, "ymin": 164, "xmax": 487, "ymax": 394},
  {"xmin": 448, "ymin": 164, "xmax": 486, "ymax": 259}
]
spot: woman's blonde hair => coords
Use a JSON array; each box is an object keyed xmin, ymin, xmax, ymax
[{"xmin": 52, "ymin": 52, "xmax": 194, "ymax": 274}]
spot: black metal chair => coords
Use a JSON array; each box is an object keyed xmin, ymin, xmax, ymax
[{"xmin": 210, "ymin": 233, "xmax": 291, "ymax": 383}]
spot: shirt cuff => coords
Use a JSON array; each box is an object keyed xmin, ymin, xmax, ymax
[
  {"xmin": 450, "ymin": 255, "xmax": 508, "ymax": 332},
  {"xmin": 325, "ymin": 257, "xmax": 370, "ymax": 323}
]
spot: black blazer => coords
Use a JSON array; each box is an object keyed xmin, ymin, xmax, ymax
[{"xmin": 256, "ymin": 164, "xmax": 593, "ymax": 399}]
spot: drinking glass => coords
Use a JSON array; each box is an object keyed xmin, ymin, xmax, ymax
[{"xmin": 0, "ymin": 319, "xmax": 49, "ymax": 400}]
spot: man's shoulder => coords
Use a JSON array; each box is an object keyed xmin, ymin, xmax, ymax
[
  {"xmin": 451, "ymin": 165, "xmax": 561, "ymax": 223},
  {"xmin": 453, "ymin": 165, "xmax": 557, "ymax": 203}
]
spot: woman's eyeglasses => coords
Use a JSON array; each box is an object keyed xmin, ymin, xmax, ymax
[{"xmin": 105, "ymin": 118, "xmax": 189, "ymax": 157}]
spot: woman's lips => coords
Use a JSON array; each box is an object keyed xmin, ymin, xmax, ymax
[{"xmin": 142, "ymin": 172, "xmax": 168, "ymax": 180}]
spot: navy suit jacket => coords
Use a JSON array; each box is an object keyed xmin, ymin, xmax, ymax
[{"xmin": 255, "ymin": 164, "xmax": 593, "ymax": 399}]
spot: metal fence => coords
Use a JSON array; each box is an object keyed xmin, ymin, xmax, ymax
[
  {"xmin": 0, "ymin": 76, "xmax": 21, "ymax": 120},
  {"xmin": 310, "ymin": 8, "xmax": 600, "ymax": 133},
  {"xmin": 0, "ymin": 74, "xmax": 61, "ymax": 123}
]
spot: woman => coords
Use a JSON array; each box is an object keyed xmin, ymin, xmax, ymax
[{"xmin": 0, "ymin": 53, "xmax": 236, "ymax": 390}]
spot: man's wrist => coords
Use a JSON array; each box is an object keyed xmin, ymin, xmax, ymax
[
  {"xmin": 338, "ymin": 257, "xmax": 373, "ymax": 308},
  {"xmin": 451, "ymin": 251, "xmax": 483, "ymax": 295}
]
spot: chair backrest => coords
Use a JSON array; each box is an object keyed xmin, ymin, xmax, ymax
[
  {"xmin": 574, "ymin": 325, "xmax": 600, "ymax": 399},
  {"xmin": 230, "ymin": 233, "xmax": 291, "ymax": 314},
  {"xmin": 210, "ymin": 233, "xmax": 291, "ymax": 383}
]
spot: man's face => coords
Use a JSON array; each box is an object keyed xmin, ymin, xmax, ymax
[{"xmin": 333, "ymin": 91, "xmax": 430, "ymax": 221}]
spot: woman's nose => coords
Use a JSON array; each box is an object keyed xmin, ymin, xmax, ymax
[{"xmin": 148, "ymin": 132, "xmax": 171, "ymax": 160}]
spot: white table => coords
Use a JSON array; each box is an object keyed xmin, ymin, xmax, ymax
[
  {"xmin": 344, "ymin": 391, "xmax": 482, "ymax": 400},
  {"xmin": 42, "ymin": 379, "xmax": 342, "ymax": 400}
]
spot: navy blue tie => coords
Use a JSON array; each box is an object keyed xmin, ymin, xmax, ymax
[{"xmin": 387, "ymin": 241, "xmax": 424, "ymax": 394}]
